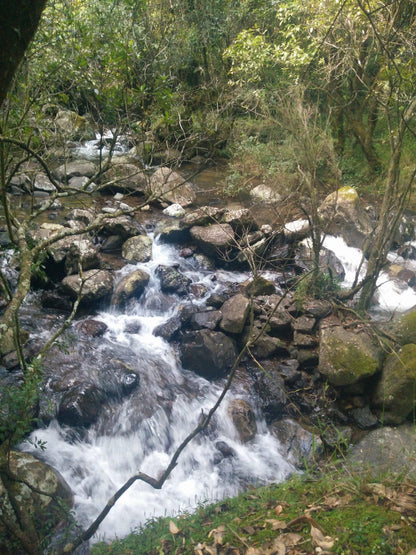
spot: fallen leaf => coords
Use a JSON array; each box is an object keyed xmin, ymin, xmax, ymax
[
  {"xmin": 194, "ymin": 543, "xmax": 217, "ymax": 555},
  {"xmin": 271, "ymin": 538, "xmax": 286, "ymax": 555},
  {"xmin": 275, "ymin": 504, "xmax": 284, "ymax": 515},
  {"xmin": 208, "ymin": 524, "xmax": 226, "ymax": 546},
  {"xmin": 280, "ymin": 532, "xmax": 302, "ymax": 546},
  {"xmin": 169, "ymin": 520, "xmax": 180, "ymax": 535},
  {"xmin": 246, "ymin": 548, "xmax": 262, "ymax": 555},
  {"xmin": 310, "ymin": 525, "xmax": 335, "ymax": 550},
  {"xmin": 264, "ymin": 518, "xmax": 288, "ymax": 531}
]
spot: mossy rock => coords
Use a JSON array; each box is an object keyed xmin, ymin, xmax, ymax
[
  {"xmin": 372, "ymin": 343, "xmax": 416, "ymax": 424},
  {"xmin": 391, "ymin": 307, "xmax": 416, "ymax": 345},
  {"xmin": 0, "ymin": 327, "xmax": 29, "ymax": 357},
  {"xmin": 319, "ymin": 325, "xmax": 382, "ymax": 386}
]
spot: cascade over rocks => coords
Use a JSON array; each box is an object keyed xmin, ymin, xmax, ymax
[
  {"xmin": 58, "ymin": 383, "xmax": 104, "ymax": 427},
  {"xmin": 228, "ymin": 399, "xmax": 257, "ymax": 442},
  {"xmin": 156, "ymin": 265, "xmax": 191, "ymax": 296},
  {"xmin": 112, "ymin": 269, "xmax": 150, "ymax": 306},
  {"xmin": 270, "ymin": 418, "xmax": 324, "ymax": 469},
  {"xmin": 180, "ymin": 329, "xmax": 238, "ymax": 379}
]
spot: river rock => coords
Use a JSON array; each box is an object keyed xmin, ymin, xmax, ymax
[
  {"xmin": 55, "ymin": 109, "xmax": 94, "ymax": 140},
  {"xmin": 57, "ymin": 383, "xmax": 103, "ymax": 427},
  {"xmin": 99, "ymin": 215, "xmax": 144, "ymax": 240},
  {"xmin": 76, "ymin": 319, "xmax": 108, "ymax": 337},
  {"xmin": 54, "ymin": 160, "xmax": 96, "ymax": 182},
  {"xmin": 33, "ymin": 172, "xmax": 57, "ymax": 193},
  {"xmin": 220, "ymin": 294, "xmax": 250, "ymax": 334},
  {"xmin": 153, "ymin": 315, "xmax": 182, "ymax": 340},
  {"xmin": 228, "ymin": 399, "xmax": 257, "ymax": 442},
  {"xmin": 156, "ymin": 265, "xmax": 191, "ymax": 296},
  {"xmin": 62, "ymin": 269, "xmax": 113, "ymax": 304},
  {"xmin": 372, "ymin": 343, "xmax": 416, "ymax": 424},
  {"xmin": 149, "ymin": 167, "xmax": 196, "ymax": 207},
  {"xmin": 122, "ymin": 235, "xmax": 152, "ymax": 263},
  {"xmin": 245, "ymin": 276, "xmax": 275, "ymax": 296},
  {"xmin": 319, "ymin": 324, "xmax": 381, "ymax": 386},
  {"xmin": 190, "ymin": 223, "xmax": 235, "ymax": 258},
  {"xmin": 253, "ymin": 363, "xmax": 287, "ymax": 422},
  {"xmin": 249, "ymin": 184, "xmax": 281, "ymax": 203},
  {"xmin": 64, "ymin": 238, "xmax": 100, "ymax": 275},
  {"xmin": 180, "ymin": 329, "xmax": 237, "ymax": 379},
  {"xmin": 112, "ymin": 269, "xmax": 150, "ymax": 306},
  {"xmin": 221, "ymin": 208, "xmax": 257, "ymax": 233},
  {"xmin": 270, "ymin": 418, "xmax": 323, "ymax": 469},
  {"xmin": 0, "ymin": 451, "xmax": 73, "ymax": 554},
  {"xmin": 155, "ymin": 219, "xmax": 189, "ymax": 243},
  {"xmin": 390, "ymin": 306, "xmax": 416, "ymax": 345},
  {"xmin": 65, "ymin": 208, "xmax": 96, "ymax": 226},
  {"xmin": 189, "ymin": 310, "xmax": 222, "ymax": 331},
  {"xmin": 163, "ymin": 203, "xmax": 186, "ymax": 217},
  {"xmin": 318, "ymin": 186, "xmax": 374, "ymax": 249},
  {"xmin": 101, "ymin": 162, "xmax": 148, "ymax": 194},
  {"xmin": 181, "ymin": 206, "xmax": 224, "ymax": 227},
  {"xmin": 346, "ymin": 424, "xmax": 416, "ymax": 476}
]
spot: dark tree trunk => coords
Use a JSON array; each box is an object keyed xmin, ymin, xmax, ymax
[{"xmin": 0, "ymin": 0, "xmax": 47, "ymax": 106}]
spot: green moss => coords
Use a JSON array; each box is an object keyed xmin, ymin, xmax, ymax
[{"xmin": 394, "ymin": 308, "xmax": 416, "ymax": 345}]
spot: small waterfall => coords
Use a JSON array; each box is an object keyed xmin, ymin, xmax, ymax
[
  {"xmin": 22, "ymin": 237, "xmax": 294, "ymax": 541},
  {"xmin": 323, "ymin": 235, "xmax": 416, "ymax": 313}
]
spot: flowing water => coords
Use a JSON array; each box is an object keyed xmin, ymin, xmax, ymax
[{"xmin": 22, "ymin": 236, "xmax": 294, "ymax": 541}]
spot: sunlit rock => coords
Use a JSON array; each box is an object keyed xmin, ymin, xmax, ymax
[
  {"xmin": 122, "ymin": 234, "xmax": 153, "ymax": 263},
  {"xmin": 112, "ymin": 269, "xmax": 150, "ymax": 306},
  {"xmin": 149, "ymin": 167, "xmax": 196, "ymax": 207}
]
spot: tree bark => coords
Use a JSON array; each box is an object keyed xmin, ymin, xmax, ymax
[{"xmin": 0, "ymin": 0, "xmax": 47, "ymax": 106}]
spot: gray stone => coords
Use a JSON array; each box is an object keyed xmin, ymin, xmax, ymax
[
  {"xmin": 54, "ymin": 160, "xmax": 96, "ymax": 182},
  {"xmin": 62, "ymin": 269, "xmax": 113, "ymax": 304},
  {"xmin": 190, "ymin": 223, "xmax": 235, "ymax": 258},
  {"xmin": 122, "ymin": 235, "xmax": 153, "ymax": 263},
  {"xmin": 220, "ymin": 294, "xmax": 250, "ymax": 334},
  {"xmin": 249, "ymin": 184, "xmax": 281, "ymax": 203},
  {"xmin": 228, "ymin": 399, "xmax": 257, "ymax": 442},
  {"xmin": 149, "ymin": 167, "xmax": 196, "ymax": 207},
  {"xmin": 270, "ymin": 418, "xmax": 324, "ymax": 469},
  {"xmin": 156, "ymin": 265, "xmax": 191, "ymax": 296},
  {"xmin": 112, "ymin": 269, "xmax": 150, "ymax": 307}
]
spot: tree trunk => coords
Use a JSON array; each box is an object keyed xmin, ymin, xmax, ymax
[{"xmin": 0, "ymin": 0, "xmax": 47, "ymax": 106}]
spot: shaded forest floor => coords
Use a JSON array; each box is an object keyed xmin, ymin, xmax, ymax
[{"xmin": 92, "ymin": 468, "xmax": 416, "ymax": 554}]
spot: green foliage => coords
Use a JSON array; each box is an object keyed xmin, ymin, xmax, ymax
[{"xmin": 294, "ymin": 270, "xmax": 340, "ymax": 305}]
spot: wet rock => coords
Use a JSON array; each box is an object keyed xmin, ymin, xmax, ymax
[
  {"xmin": 77, "ymin": 319, "xmax": 108, "ymax": 337},
  {"xmin": 122, "ymin": 235, "xmax": 153, "ymax": 263},
  {"xmin": 180, "ymin": 247, "xmax": 194, "ymax": 258},
  {"xmin": 149, "ymin": 167, "xmax": 196, "ymax": 207},
  {"xmin": 390, "ymin": 306, "xmax": 416, "ymax": 345},
  {"xmin": 194, "ymin": 253, "xmax": 216, "ymax": 271},
  {"xmin": 54, "ymin": 160, "xmax": 96, "ymax": 182},
  {"xmin": 372, "ymin": 344, "xmax": 416, "ymax": 424},
  {"xmin": 292, "ymin": 315, "xmax": 316, "ymax": 334},
  {"xmin": 0, "ymin": 451, "xmax": 73, "ymax": 554},
  {"xmin": 279, "ymin": 359, "xmax": 301, "ymax": 385},
  {"xmin": 68, "ymin": 176, "xmax": 91, "ymax": 190},
  {"xmin": 190, "ymin": 223, "xmax": 235, "ymax": 258},
  {"xmin": 220, "ymin": 294, "xmax": 250, "ymax": 334},
  {"xmin": 248, "ymin": 330, "xmax": 288, "ymax": 359},
  {"xmin": 319, "ymin": 324, "xmax": 381, "ymax": 386},
  {"xmin": 270, "ymin": 418, "xmax": 324, "ymax": 469},
  {"xmin": 214, "ymin": 441, "xmax": 236, "ymax": 462},
  {"xmin": 57, "ymin": 383, "xmax": 103, "ymax": 427},
  {"xmin": 228, "ymin": 399, "xmax": 257, "ymax": 442},
  {"xmin": 189, "ymin": 310, "xmax": 222, "ymax": 331},
  {"xmin": 296, "ymin": 243, "xmax": 345, "ymax": 281},
  {"xmin": 156, "ymin": 265, "xmax": 191, "ymax": 296},
  {"xmin": 154, "ymin": 315, "xmax": 182, "ymax": 340},
  {"xmin": 62, "ymin": 269, "xmax": 113, "ymax": 304},
  {"xmin": 322, "ymin": 425, "xmax": 352, "ymax": 450},
  {"xmin": 124, "ymin": 320, "xmax": 142, "ymax": 334},
  {"xmin": 304, "ymin": 300, "xmax": 333, "ymax": 319},
  {"xmin": 180, "ymin": 329, "xmax": 237, "ymax": 379},
  {"xmin": 156, "ymin": 219, "xmax": 189, "ymax": 243},
  {"xmin": 296, "ymin": 349, "xmax": 319, "ymax": 369},
  {"xmin": 101, "ymin": 163, "xmax": 147, "ymax": 194},
  {"xmin": 254, "ymin": 366, "xmax": 287, "ymax": 423},
  {"xmin": 101, "ymin": 235, "xmax": 123, "ymax": 252},
  {"xmin": 318, "ymin": 186, "xmax": 374, "ymax": 249},
  {"xmin": 40, "ymin": 290, "xmax": 73, "ymax": 312},
  {"xmin": 112, "ymin": 269, "xmax": 150, "ymax": 306},
  {"xmin": 293, "ymin": 332, "xmax": 318, "ymax": 348}
]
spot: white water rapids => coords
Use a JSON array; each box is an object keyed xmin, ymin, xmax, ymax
[
  {"xmin": 22, "ymin": 237, "xmax": 295, "ymax": 542},
  {"xmin": 21, "ymin": 232, "xmax": 416, "ymax": 543}
]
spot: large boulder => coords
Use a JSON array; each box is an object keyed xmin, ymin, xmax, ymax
[
  {"xmin": 57, "ymin": 383, "xmax": 103, "ymax": 427},
  {"xmin": 101, "ymin": 163, "xmax": 148, "ymax": 194},
  {"xmin": 53, "ymin": 160, "xmax": 96, "ymax": 183},
  {"xmin": 318, "ymin": 186, "xmax": 373, "ymax": 249},
  {"xmin": 372, "ymin": 344, "xmax": 416, "ymax": 424},
  {"xmin": 61, "ymin": 269, "xmax": 113, "ymax": 304},
  {"xmin": 112, "ymin": 269, "xmax": 150, "ymax": 307},
  {"xmin": 181, "ymin": 207, "xmax": 224, "ymax": 228},
  {"xmin": 228, "ymin": 399, "xmax": 257, "ymax": 442},
  {"xmin": 149, "ymin": 167, "xmax": 196, "ymax": 207},
  {"xmin": 0, "ymin": 451, "xmax": 73, "ymax": 554},
  {"xmin": 122, "ymin": 235, "xmax": 153, "ymax": 263},
  {"xmin": 249, "ymin": 184, "xmax": 281, "ymax": 204},
  {"xmin": 390, "ymin": 307, "xmax": 416, "ymax": 345},
  {"xmin": 346, "ymin": 425, "xmax": 416, "ymax": 477},
  {"xmin": 190, "ymin": 223, "xmax": 235, "ymax": 258},
  {"xmin": 64, "ymin": 238, "xmax": 100, "ymax": 275},
  {"xmin": 180, "ymin": 329, "xmax": 237, "ymax": 379},
  {"xmin": 220, "ymin": 294, "xmax": 250, "ymax": 334},
  {"xmin": 55, "ymin": 109, "xmax": 94, "ymax": 140},
  {"xmin": 319, "ymin": 324, "xmax": 381, "ymax": 386},
  {"xmin": 99, "ymin": 215, "xmax": 144, "ymax": 240}
]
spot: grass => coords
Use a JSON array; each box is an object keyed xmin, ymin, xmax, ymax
[{"xmin": 92, "ymin": 469, "xmax": 416, "ymax": 554}]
